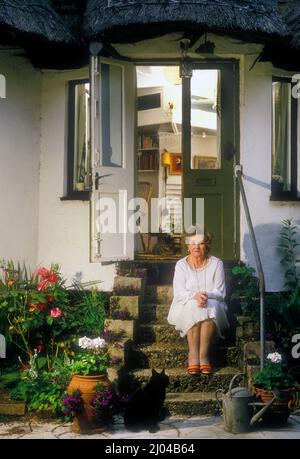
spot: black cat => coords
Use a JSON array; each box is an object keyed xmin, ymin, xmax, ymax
[{"xmin": 123, "ymin": 368, "xmax": 170, "ymax": 432}]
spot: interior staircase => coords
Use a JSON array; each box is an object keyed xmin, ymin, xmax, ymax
[{"xmin": 110, "ymin": 261, "xmax": 245, "ymax": 416}]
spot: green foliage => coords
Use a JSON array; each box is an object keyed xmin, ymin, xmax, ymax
[
  {"xmin": 70, "ymin": 286, "xmax": 108, "ymax": 337},
  {"xmin": 278, "ymin": 218, "xmax": 300, "ymax": 290},
  {"xmin": 69, "ymin": 351, "xmax": 108, "ymax": 376},
  {"xmin": 231, "ymin": 263, "xmax": 259, "ymax": 316},
  {"xmin": 253, "ymin": 360, "xmax": 296, "ymax": 390},
  {"xmin": 10, "ymin": 368, "xmax": 71, "ymax": 414}
]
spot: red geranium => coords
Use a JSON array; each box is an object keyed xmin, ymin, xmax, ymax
[{"xmin": 50, "ymin": 307, "xmax": 62, "ymax": 318}]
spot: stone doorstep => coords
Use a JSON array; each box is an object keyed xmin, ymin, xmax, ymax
[{"xmin": 110, "ymin": 296, "xmax": 140, "ymax": 319}]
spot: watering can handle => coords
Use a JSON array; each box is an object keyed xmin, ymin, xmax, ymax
[
  {"xmin": 228, "ymin": 373, "xmax": 244, "ymax": 396},
  {"xmin": 215, "ymin": 389, "xmax": 224, "ymax": 410}
]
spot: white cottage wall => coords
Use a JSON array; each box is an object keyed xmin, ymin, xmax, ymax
[
  {"xmin": 0, "ymin": 49, "xmax": 40, "ymax": 268},
  {"xmin": 240, "ymin": 57, "xmax": 300, "ymax": 291},
  {"xmin": 39, "ymin": 67, "xmax": 115, "ymax": 290}
]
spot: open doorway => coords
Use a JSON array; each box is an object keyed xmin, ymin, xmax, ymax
[{"xmin": 135, "ymin": 65, "xmax": 183, "ymax": 259}]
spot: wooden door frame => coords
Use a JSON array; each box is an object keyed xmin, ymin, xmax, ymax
[
  {"xmin": 134, "ymin": 59, "xmax": 240, "ymax": 261},
  {"xmin": 182, "ymin": 59, "xmax": 240, "ymax": 261}
]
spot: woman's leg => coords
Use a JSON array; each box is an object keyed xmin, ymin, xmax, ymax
[
  {"xmin": 187, "ymin": 323, "xmax": 201, "ymax": 365},
  {"xmin": 199, "ymin": 319, "xmax": 216, "ymax": 365}
]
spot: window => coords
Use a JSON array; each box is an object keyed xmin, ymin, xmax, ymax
[
  {"xmin": 100, "ymin": 63, "xmax": 123, "ymax": 167},
  {"xmin": 271, "ymin": 77, "xmax": 298, "ymax": 200},
  {"xmin": 63, "ymin": 79, "xmax": 90, "ymax": 200}
]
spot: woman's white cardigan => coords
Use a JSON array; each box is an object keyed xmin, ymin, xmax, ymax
[{"xmin": 167, "ymin": 256, "xmax": 229, "ymax": 338}]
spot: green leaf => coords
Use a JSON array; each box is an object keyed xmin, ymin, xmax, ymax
[{"xmin": 47, "ymin": 316, "xmax": 54, "ymax": 326}]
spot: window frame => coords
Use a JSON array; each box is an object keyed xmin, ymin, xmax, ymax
[
  {"xmin": 271, "ymin": 76, "xmax": 298, "ymax": 201},
  {"xmin": 61, "ymin": 78, "xmax": 90, "ymax": 201}
]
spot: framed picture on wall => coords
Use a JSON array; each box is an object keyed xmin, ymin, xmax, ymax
[
  {"xmin": 193, "ymin": 155, "xmax": 218, "ymax": 169},
  {"xmin": 169, "ymin": 153, "xmax": 182, "ymax": 175}
]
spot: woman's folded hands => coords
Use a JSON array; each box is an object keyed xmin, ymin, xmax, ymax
[{"xmin": 194, "ymin": 291, "xmax": 208, "ymax": 308}]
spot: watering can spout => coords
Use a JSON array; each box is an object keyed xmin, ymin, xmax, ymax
[{"xmin": 249, "ymin": 396, "xmax": 277, "ymax": 426}]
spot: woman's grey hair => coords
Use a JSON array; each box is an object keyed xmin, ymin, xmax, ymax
[{"xmin": 184, "ymin": 225, "xmax": 212, "ymax": 253}]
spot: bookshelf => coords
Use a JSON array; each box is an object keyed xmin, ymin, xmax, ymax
[{"xmin": 137, "ymin": 133, "xmax": 159, "ymax": 171}]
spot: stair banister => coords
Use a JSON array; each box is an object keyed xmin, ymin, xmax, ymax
[{"xmin": 234, "ymin": 165, "xmax": 266, "ymax": 370}]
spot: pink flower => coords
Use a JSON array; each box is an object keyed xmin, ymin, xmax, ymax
[
  {"xmin": 36, "ymin": 267, "xmax": 49, "ymax": 278},
  {"xmin": 37, "ymin": 279, "xmax": 49, "ymax": 291},
  {"xmin": 50, "ymin": 308, "xmax": 62, "ymax": 318},
  {"xmin": 37, "ymin": 345, "xmax": 44, "ymax": 351}
]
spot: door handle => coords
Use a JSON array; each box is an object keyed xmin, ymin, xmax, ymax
[{"xmin": 223, "ymin": 142, "xmax": 235, "ymax": 161}]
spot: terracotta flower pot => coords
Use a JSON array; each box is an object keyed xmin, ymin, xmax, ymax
[
  {"xmin": 67, "ymin": 373, "xmax": 111, "ymax": 433},
  {"xmin": 251, "ymin": 385, "xmax": 297, "ymax": 423}
]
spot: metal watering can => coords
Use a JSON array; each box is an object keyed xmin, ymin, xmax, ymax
[{"xmin": 216, "ymin": 373, "xmax": 277, "ymax": 434}]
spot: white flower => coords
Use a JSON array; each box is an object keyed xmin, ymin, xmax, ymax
[
  {"xmin": 78, "ymin": 336, "xmax": 92, "ymax": 349},
  {"xmin": 78, "ymin": 336, "xmax": 107, "ymax": 351},
  {"xmin": 92, "ymin": 337, "xmax": 106, "ymax": 349},
  {"xmin": 267, "ymin": 352, "xmax": 282, "ymax": 364}
]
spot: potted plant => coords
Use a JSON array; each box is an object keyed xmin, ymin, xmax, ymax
[
  {"xmin": 91, "ymin": 383, "xmax": 127, "ymax": 428},
  {"xmin": 251, "ymin": 352, "xmax": 298, "ymax": 423},
  {"xmin": 67, "ymin": 336, "xmax": 111, "ymax": 432}
]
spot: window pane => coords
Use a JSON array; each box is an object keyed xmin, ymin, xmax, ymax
[
  {"xmin": 190, "ymin": 70, "xmax": 221, "ymax": 170},
  {"xmin": 73, "ymin": 82, "xmax": 90, "ymax": 191},
  {"xmin": 272, "ymin": 81, "xmax": 291, "ymax": 192},
  {"xmin": 101, "ymin": 63, "xmax": 123, "ymax": 167}
]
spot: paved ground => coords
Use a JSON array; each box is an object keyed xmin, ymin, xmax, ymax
[{"xmin": 1, "ymin": 414, "xmax": 300, "ymax": 439}]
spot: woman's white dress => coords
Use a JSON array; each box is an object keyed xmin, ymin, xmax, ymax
[{"xmin": 167, "ymin": 256, "xmax": 229, "ymax": 338}]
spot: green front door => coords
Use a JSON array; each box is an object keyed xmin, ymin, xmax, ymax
[{"xmin": 182, "ymin": 61, "xmax": 239, "ymax": 260}]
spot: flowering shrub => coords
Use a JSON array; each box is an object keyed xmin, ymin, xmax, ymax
[
  {"xmin": 62, "ymin": 389, "xmax": 83, "ymax": 420},
  {"xmin": 69, "ymin": 336, "xmax": 109, "ymax": 375},
  {"xmin": 253, "ymin": 353, "xmax": 297, "ymax": 390},
  {"xmin": 0, "ymin": 261, "xmax": 71, "ymax": 367},
  {"xmin": 91, "ymin": 384, "xmax": 128, "ymax": 423}
]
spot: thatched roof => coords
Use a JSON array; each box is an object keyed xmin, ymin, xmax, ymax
[
  {"xmin": 285, "ymin": 0, "xmax": 300, "ymax": 49},
  {"xmin": 51, "ymin": 0, "xmax": 87, "ymax": 36},
  {"xmin": 261, "ymin": 1, "xmax": 300, "ymax": 71},
  {"xmin": 83, "ymin": 0, "xmax": 289, "ymax": 44},
  {"xmin": 0, "ymin": 0, "xmax": 77, "ymax": 45}
]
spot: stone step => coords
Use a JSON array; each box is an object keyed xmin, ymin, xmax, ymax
[
  {"xmin": 165, "ymin": 392, "xmax": 221, "ymax": 416},
  {"xmin": 145, "ymin": 285, "xmax": 173, "ymax": 304},
  {"xmin": 137, "ymin": 323, "xmax": 235, "ymax": 348},
  {"xmin": 127, "ymin": 343, "xmax": 239, "ymax": 369},
  {"xmin": 129, "ymin": 367, "xmax": 240, "ymax": 393},
  {"xmin": 137, "ymin": 323, "xmax": 181, "ymax": 344},
  {"xmin": 139, "ymin": 303, "xmax": 170, "ymax": 324}
]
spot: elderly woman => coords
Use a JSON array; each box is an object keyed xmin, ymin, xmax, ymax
[{"xmin": 167, "ymin": 230, "xmax": 229, "ymax": 375}]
